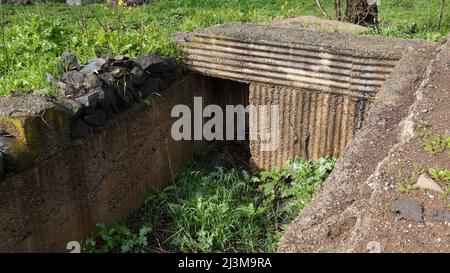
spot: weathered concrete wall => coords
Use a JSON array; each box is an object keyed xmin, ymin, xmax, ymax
[
  {"xmin": 174, "ymin": 23, "xmax": 435, "ymax": 170},
  {"xmin": 0, "ymin": 74, "xmax": 219, "ymax": 252},
  {"xmin": 249, "ymin": 83, "xmax": 360, "ymax": 169}
]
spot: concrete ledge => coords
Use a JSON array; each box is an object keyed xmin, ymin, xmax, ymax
[
  {"xmin": 174, "ymin": 23, "xmax": 434, "ymax": 99},
  {"xmin": 0, "ymin": 96, "xmax": 81, "ymax": 172},
  {"xmin": 271, "ymin": 16, "xmax": 369, "ymax": 34},
  {"xmin": 0, "ymin": 74, "xmax": 215, "ymax": 252}
]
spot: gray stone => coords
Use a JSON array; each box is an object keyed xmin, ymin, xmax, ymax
[
  {"xmin": 0, "ymin": 152, "xmax": 4, "ymax": 181},
  {"xmin": 109, "ymin": 59, "xmax": 135, "ymax": 69},
  {"xmin": 61, "ymin": 70, "xmax": 85, "ymax": 86},
  {"xmin": 59, "ymin": 52, "xmax": 80, "ymax": 72},
  {"xmin": 54, "ymin": 99, "xmax": 84, "ymax": 117},
  {"xmin": 88, "ymin": 57, "xmax": 107, "ymax": 67},
  {"xmin": 98, "ymin": 73, "xmax": 116, "ymax": 86},
  {"xmin": 130, "ymin": 66, "xmax": 148, "ymax": 85},
  {"xmin": 114, "ymin": 55, "xmax": 127, "ymax": 61},
  {"xmin": 84, "ymin": 109, "xmax": 107, "ymax": 126},
  {"xmin": 75, "ymin": 90, "xmax": 100, "ymax": 108},
  {"xmin": 392, "ymin": 200, "xmax": 423, "ymax": 222},
  {"xmin": 110, "ymin": 66, "xmax": 128, "ymax": 78},
  {"xmin": 70, "ymin": 119, "xmax": 89, "ymax": 139},
  {"xmin": 80, "ymin": 62, "xmax": 103, "ymax": 76},
  {"xmin": 415, "ymin": 173, "xmax": 444, "ymax": 193},
  {"xmin": 97, "ymin": 87, "xmax": 119, "ymax": 114},
  {"xmin": 83, "ymin": 74, "xmax": 102, "ymax": 89},
  {"xmin": 66, "ymin": 0, "xmax": 81, "ymax": 5},
  {"xmin": 136, "ymin": 77, "xmax": 161, "ymax": 97},
  {"xmin": 428, "ymin": 210, "xmax": 450, "ymax": 223},
  {"xmin": 135, "ymin": 54, "xmax": 176, "ymax": 73}
]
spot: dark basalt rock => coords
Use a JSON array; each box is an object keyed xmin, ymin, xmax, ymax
[
  {"xmin": 110, "ymin": 59, "xmax": 135, "ymax": 70},
  {"xmin": 392, "ymin": 200, "xmax": 423, "ymax": 222},
  {"xmin": 74, "ymin": 89, "xmax": 100, "ymax": 109},
  {"xmin": 97, "ymin": 87, "xmax": 119, "ymax": 115},
  {"xmin": 136, "ymin": 77, "xmax": 162, "ymax": 97},
  {"xmin": 83, "ymin": 74, "xmax": 103, "ymax": 89},
  {"xmin": 59, "ymin": 52, "xmax": 80, "ymax": 72},
  {"xmin": 130, "ymin": 66, "xmax": 148, "ymax": 85},
  {"xmin": 110, "ymin": 66, "xmax": 129, "ymax": 78},
  {"xmin": 84, "ymin": 109, "xmax": 107, "ymax": 126},
  {"xmin": 61, "ymin": 70, "xmax": 85, "ymax": 86},
  {"xmin": 97, "ymin": 72, "xmax": 116, "ymax": 86},
  {"xmin": 70, "ymin": 118, "xmax": 90, "ymax": 139},
  {"xmin": 54, "ymin": 99, "xmax": 84, "ymax": 117},
  {"xmin": 0, "ymin": 152, "xmax": 4, "ymax": 181},
  {"xmin": 427, "ymin": 210, "xmax": 450, "ymax": 223},
  {"xmin": 80, "ymin": 60, "xmax": 104, "ymax": 76},
  {"xmin": 135, "ymin": 54, "xmax": 176, "ymax": 73},
  {"xmin": 57, "ymin": 52, "xmax": 176, "ymax": 140}
]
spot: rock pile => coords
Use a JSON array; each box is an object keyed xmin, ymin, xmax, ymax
[{"xmin": 50, "ymin": 52, "xmax": 179, "ymax": 139}]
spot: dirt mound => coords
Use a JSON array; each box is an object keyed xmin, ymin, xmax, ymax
[{"xmin": 279, "ymin": 35, "xmax": 450, "ymax": 253}]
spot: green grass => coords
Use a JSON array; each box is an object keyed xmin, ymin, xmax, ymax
[
  {"xmin": 1, "ymin": 0, "xmax": 449, "ymax": 96},
  {"xmin": 421, "ymin": 130, "xmax": 450, "ymax": 156},
  {"xmin": 84, "ymin": 156, "xmax": 335, "ymax": 253}
]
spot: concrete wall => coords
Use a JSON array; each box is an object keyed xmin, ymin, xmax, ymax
[
  {"xmin": 249, "ymin": 83, "xmax": 360, "ymax": 169},
  {"xmin": 0, "ymin": 74, "xmax": 220, "ymax": 252},
  {"xmin": 174, "ymin": 23, "xmax": 435, "ymax": 170}
]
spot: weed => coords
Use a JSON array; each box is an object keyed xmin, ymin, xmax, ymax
[
  {"xmin": 417, "ymin": 119, "xmax": 428, "ymax": 130},
  {"xmin": 428, "ymin": 168, "xmax": 450, "ymax": 182},
  {"xmin": 422, "ymin": 131, "xmax": 449, "ymax": 155},
  {"xmin": 394, "ymin": 171, "xmax": 419, "ymax": 194},
  {"xmin": 84, "ymin": 223, "xmax": 152, "ymax": 253}
]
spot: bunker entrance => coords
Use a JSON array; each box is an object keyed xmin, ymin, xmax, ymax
[
  {"xmin": 202, "ymin": 75, "xmax": 365, "ymax": 170},
  {"xmin": 173, "ymin": 23, "xmax": 408, "ymax": 170}
]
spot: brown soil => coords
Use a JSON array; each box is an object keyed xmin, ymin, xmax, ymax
[{"xmin": 354, "ymin": 41, "xmax": 450, "ymax": 253}]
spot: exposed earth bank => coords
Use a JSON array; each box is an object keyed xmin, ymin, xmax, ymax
[{"xmin": 279, "ymin": 35, "xmax": 450, "ymax": 253}]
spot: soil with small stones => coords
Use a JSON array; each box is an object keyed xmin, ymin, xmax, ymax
[{"xmin": 354, "ymin": 47, "xmax": 450, "ymax": 253}]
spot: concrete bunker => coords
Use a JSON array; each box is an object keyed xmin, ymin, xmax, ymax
[
  {"xmin": 173, "ymin": 23, "xmax": 435, "ymax": 169},
  {"xmin": 0, "ymin": 23, "xmax": 437, "ymax": 252}
]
